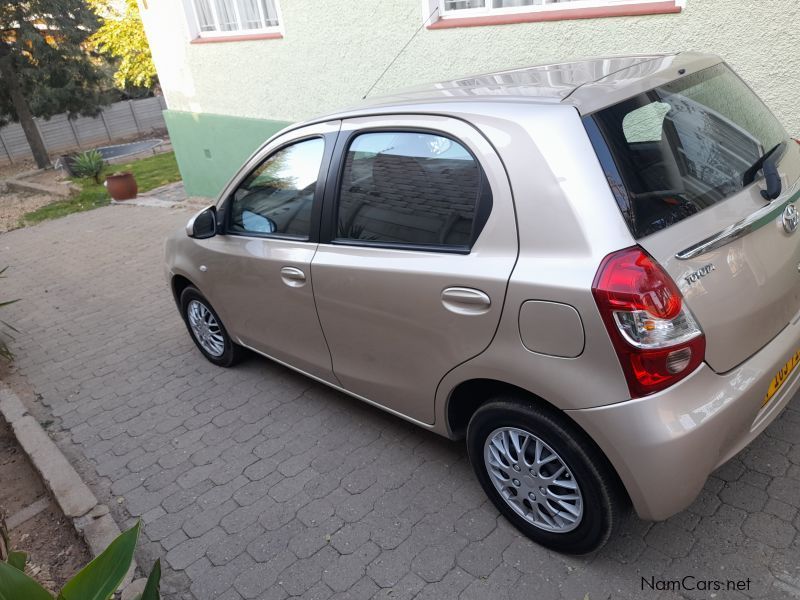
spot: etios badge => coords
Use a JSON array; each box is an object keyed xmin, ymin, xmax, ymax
[{"xmin": 782, "ymin": 203, "xmax": 799, "ymax": 234}]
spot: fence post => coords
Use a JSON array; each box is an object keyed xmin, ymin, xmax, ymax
[
  {"xmin": 67, "ymin": 117, "xmax": 81, "ymax": 149},
  {"xmin": 99, "ymin": 110, "xmax": 113, "ymax": 142},
  {"xmin": 128, "ymin": 100, "xmax": 142, "ymax": 134},
  {"xmin": 33, "ymin": 118, "xmax": 49, "ymax": 162},
  {"xmin": 0, "ymin": 128, "xmax": 13, "ymax": 164}
]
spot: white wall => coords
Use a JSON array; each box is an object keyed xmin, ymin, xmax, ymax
[{"xmin": 139, "ymin": 0, "xmax": 800, "ymax": 134}]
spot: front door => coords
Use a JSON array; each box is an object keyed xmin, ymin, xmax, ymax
[
  {"xmin": 311, "ymin": 115, "xmax": 518, "ymax": 424},
  {"xmin": 199, "ymin": 121, "xmax": 340, "ymax": 383}
]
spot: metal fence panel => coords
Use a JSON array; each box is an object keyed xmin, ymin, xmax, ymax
[
  {"xmin": 0, "ymin": 123, "xmax": 33, "ymax": 161},
  {"xmin": 103, "ymin": 102, "xmax": 140, "ymax": 139},
  {"xmin": 38, "ymin": 114, "xmax": 79, "ymax": 155},
  {"xmin": 0, "ymin": 97, "xmax": 168, "ymax": 165},
  {"xmin": 74, "ymin": 114, "xmax": 111, "ymax": 148}
]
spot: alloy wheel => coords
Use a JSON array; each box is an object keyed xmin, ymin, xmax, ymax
[
  {"xmin": 484, "ymin": 427, "xmax": 583, "ymax": 533},
  {"xmin": 187, "ymin": 299, "xmax": 225, "ymax": 357}
]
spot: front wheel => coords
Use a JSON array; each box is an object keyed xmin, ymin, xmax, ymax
[
  {"xmin": 180, "ymin": 286, "xmax": 243, "ymax": 367},
  {"xmin": 466, "ymin": 399, "xmax": 624, "ymax": 554}
]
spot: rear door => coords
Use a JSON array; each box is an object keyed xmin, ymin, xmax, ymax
[
  {"xmin": 310, "ymin": 115, "xmax": 518, "ymax": 424},
  {"xmin": 586, "ymin": 62, "xmax": 800, "ymax": 373}
]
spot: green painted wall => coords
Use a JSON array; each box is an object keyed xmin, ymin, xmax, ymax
[{"xmin": 163, "ymin": 110, "xmax": 290, "ymax": 197}]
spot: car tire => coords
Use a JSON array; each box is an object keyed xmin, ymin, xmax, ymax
[
  {"xmin": 180, "ymin": 286, "xmax": 243, "ymax": 367},
  {"xmin": 466, "ymin": 398, "xmax": 625, "ymax": 554}
]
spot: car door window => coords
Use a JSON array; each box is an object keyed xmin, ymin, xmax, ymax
[
  {"xmin": 229, "ymin": 137, "xmax": 325, "ymax": 238},
  {"xmin": 335, "ymin": 131, "xmax": 491, "ymax": 249}
]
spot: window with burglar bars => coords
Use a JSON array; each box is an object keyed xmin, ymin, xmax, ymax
[
  {"xmin": 440, "ymin": 0, "xmax": 676, "ymax": 17},
  {"xmin": 191, "ymin": 0, "xmax": 280, "ymax": 36}
]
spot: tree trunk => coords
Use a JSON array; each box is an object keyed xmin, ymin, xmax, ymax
[{"xmin": 0, "ymin": 54, "xmax": 51, "ymax": 169}]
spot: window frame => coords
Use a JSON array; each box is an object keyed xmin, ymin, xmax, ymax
[
  {"xmin": 429, "ymin": 0, "xmax": 683, "ymax": 25},
  {"xmin": 221, "ymin": 134, "xmax": 331, "ymax": 242},
  {"xmin": 185, "ymin": 0, "xmax": 283, "ymax": 41},
  {"xmin": 321, "ymin": 126, "xmax": 494, "ymax": 255}
]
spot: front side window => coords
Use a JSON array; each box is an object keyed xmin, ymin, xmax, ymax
[
  {"xmin": 192, "ymin": 0, "xmax": 279, "ymax": 35},
  {"xmin": 336, "ymin": 131, "xmax": 490, "ymax": 249},
  {"xmin": 228, "ymin": 138, "xmax": 324, "ymax": 238},
  {"xmin": 586, "ymin": 63, "xmax": 788, "ymax": 238}
]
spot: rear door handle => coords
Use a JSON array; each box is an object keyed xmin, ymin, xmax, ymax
[
  {"xmin": 280, "ymin": 266, "xmax": 307, "ymax": 287},
  {"xmin": 441, "ymin": 287, "xmax": 491, "ymax": 315}
]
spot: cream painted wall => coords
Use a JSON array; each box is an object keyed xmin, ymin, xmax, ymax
[{"xmin": 140, "ymin": 0, "xmax": 800, "ymax": 133}]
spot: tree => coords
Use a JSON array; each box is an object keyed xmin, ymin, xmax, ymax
[
  {"xmin": 0, "ymin": 0, "xmax": 108, "ymax": 168},
  {"xmin": 90, "ymin": 0, "xmax": 157, "ymax": 92}
]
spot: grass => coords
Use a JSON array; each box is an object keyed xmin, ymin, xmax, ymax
[{"xmin": 21, "ymin": 151, "xmax": 182, "ymax": 226}]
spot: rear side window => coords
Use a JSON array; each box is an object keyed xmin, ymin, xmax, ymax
[
  {"xmin": 586, "ymin": 63, "xmax": 788, "ymax": 238},
  {"xmin": 335, "ymin": 131, "xmax": 491, "ymax": 249}
]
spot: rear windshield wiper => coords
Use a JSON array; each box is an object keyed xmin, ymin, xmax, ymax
[{"xmin": 742, "ymin": 141, "xmax": 787, "ymax": 200}]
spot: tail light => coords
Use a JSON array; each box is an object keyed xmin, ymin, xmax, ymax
[{"xmin": 592, "ymin": 247, "xmax": 705, "ymax": 398}]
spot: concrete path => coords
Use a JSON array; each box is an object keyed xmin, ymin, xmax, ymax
[{"xmin": 1, "ymin": 203, "xmax": 799, "ymax": 599}]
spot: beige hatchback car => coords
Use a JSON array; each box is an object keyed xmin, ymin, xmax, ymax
[{"xmin": 166, "ymin": 52, "xmax": 800, "ymax": 553}]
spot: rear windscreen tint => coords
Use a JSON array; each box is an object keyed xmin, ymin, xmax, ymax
[{"xmin": 584, "ymin": 63, "xmax": 788, "ymax": 238}]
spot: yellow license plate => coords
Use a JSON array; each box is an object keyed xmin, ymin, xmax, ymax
[{"xmin": 763, "ymin": 349, "xmax": 800, "ymax": 407}]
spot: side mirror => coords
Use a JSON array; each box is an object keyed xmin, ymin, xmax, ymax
[{"xmin": 186, "ymin": 206, "xmax": 217, "ymax": 239}]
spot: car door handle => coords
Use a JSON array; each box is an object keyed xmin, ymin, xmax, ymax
[
  {"xmin": 280, "ymin": 266, "xmax": 307, "ymax": 287},
  {"xmin": 441, "ymin": 287, "xmax": 491, "ymax": 315}
]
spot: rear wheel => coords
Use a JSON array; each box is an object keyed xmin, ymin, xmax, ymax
[
  {"xmin": 466, "ymin": 398, "xmax": 624, "ymax": 554},
  {"xmin": 180, "ymin": 286, "xmax": 243, "ymax": 367}
]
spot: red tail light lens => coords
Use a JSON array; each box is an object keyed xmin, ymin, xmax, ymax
[{"xmin": 592, "ymin": 247, "xmax": 705, "ymax": 398}]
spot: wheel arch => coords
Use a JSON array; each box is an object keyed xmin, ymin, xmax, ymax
[
  {"xmin": 445, "ymin": 377, "xmax": 631, "ymax": 506},
  {"xmin": 171, "ymin": 274, "xmax": 196, "ymax": 308}
]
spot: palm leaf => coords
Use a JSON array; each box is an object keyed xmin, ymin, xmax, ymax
[
  {"xmin": 8, "ymin": 550, "xmax": 27, "ymax": 572},
  {"xmin": 136, "ymin": 559, "xmax": 161, "ymax": 600},
  {"xmin": 57, "ymin": 522, "xmax": 140, "ymax": 600},
  {"xmin": 0, "ymin": 561, "xmax": 53, "ymax": 600}
]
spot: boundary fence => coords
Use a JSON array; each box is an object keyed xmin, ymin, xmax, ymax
[{"xmin": 0, "ymin": 96, "xmax": 168, "ymax": 165}]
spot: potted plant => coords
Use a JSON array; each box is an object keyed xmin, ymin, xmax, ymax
[{"xmin": 106, "ymin": 171, "xmax": 138, "ymax": 201}]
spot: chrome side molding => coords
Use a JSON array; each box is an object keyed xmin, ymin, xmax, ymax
[{"xmin": 675, "ymin": 183, "xmax": 800, "ymax": 260}]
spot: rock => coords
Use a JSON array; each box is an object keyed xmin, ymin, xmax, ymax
[{"xmin": 120, "ymin": 577, "xmax": 148, "ymax": 600}]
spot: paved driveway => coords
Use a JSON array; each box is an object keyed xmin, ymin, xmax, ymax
[{"xmin": 2, "ymin": 204, "xmax": 799, "ymax": 600}]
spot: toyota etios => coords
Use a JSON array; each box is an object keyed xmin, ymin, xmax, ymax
[{"xmin": 166, "ymin": 53, "xmax": 800, "ymax": 553}]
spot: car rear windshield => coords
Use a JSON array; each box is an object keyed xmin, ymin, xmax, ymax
[{"xmin": 584, "ymin": 63, "xmax": 788, "ymax": 238}]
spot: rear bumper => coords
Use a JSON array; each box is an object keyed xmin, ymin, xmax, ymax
[{"xmin": 567, "ymin": 315, "xmax": 800, "ymax": 521}]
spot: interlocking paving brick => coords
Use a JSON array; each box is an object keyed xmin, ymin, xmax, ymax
[
  {"xmin": 2, "ymin": 204, "xmax": 799, "ymax": 599},
  {"xmin": 644, "ymin": 521, "xmax": 696, "ymax": 558},
  {"xmin": 322, "ymin": 541, "xmax": 380, "ymax": 592},
  {"xmin": 719, "ymin": 479, "xmax": 770, "ymax": 513},
  {"xmin": 329, "ymin": 522, "xmax": 371, "ymax": 556},
  {"xmin": 742, "ymin": 512, "xmax": 797, "ymax": 549}
]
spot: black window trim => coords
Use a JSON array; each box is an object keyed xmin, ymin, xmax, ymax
[
  {"xmin": 320, "ymin": 125, "xmax": 493, "ymax": 255},
  {"xmin": 220, "ymin": 133, "xmax": 335, "ymax": 243}
]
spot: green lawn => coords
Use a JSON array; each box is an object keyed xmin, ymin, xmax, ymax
[{"xmin": 21, "ymin": 151, "xmax": 182, "ymax": 226}]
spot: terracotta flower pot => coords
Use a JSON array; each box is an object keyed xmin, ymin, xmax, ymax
[{"xmin": 106, "ymin": 172, "xmax": 138, "ymax": 201}]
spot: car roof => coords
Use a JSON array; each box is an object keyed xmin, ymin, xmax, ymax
[{"xmin": 306, "ymin": 52, "xmax": 723, "ymax": 125}]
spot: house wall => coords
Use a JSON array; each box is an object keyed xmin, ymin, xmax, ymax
[{"xmin": 140, "ymin": 0, "xmax": 800, "ymax": 197}]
